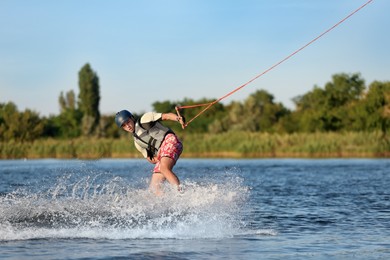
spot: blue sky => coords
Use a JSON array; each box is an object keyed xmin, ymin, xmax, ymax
[{"xmin": 1, "ymin": 0, "xmax": 389, "ymax": 116}]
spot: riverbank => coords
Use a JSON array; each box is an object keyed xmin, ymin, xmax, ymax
[{"xmin": 1, "ymin": 131, "xmax": 389, "ymax": 159}]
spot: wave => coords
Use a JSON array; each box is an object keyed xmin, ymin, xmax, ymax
[{"xmin": 0, "ymin": 174, "xmax": 262, "ymax": 241}]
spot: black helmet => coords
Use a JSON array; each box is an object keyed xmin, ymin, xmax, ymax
[{"xmin": 115, "ymin": 110, "xmax": 133, "ymax": 128}]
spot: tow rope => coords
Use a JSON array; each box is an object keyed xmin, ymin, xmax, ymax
[{"xmin": 175, "ymin": 0, "xmax": 374, "ymax": 129}]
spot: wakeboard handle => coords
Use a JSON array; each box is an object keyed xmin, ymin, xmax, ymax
[{"xmin": 175, "ymin": 106, "xmax": 186, "ymax": 129}]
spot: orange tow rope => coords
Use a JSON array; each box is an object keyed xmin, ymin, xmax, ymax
[{"xmin": 176, "ymin": 0, "xmax": 374, "ymax": 129}]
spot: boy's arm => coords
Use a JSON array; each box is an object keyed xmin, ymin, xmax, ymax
[
  {"xmin": 162, "ymin": 113, "xmax": 185, "ymax": 126},
  {"xmin": 141, "ymin": 112, "xmax": 184, "ymax": 127}
]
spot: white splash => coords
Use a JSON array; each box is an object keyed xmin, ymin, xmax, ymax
[{"xmin": 0, "ymin": 176, "xmax": 250, "ymax": 241}]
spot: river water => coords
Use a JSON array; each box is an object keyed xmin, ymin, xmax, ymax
[{"xmin": 0, "ymin": 158, "xmax": 389, "ymax": 259}]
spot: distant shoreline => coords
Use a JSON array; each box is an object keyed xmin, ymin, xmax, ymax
[{"xmin": 1, "ymin": 131, "xmax": 389, "ymax": 159}]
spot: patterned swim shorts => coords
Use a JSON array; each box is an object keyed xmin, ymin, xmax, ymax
[{"xmin": 153, "ymin": 133, "xmax": 183, "ymax": 173}]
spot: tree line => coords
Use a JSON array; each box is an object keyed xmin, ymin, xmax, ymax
[{"xmin": 1, "ymin": 63, "xmax": 389, "ymax": 142}]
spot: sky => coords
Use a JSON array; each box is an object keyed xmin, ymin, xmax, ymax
[{"xmin": 1, "ymin": 0, "xmax": 389, "ymax": 116}]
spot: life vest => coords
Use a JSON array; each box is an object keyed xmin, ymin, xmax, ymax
[{"xmin": 133, "ymin": 119, "xmax": 173, "ymax": 158}]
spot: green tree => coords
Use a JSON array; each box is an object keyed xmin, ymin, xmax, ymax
[
  {"xmin": 0, "ymin": 102, "xmax": 19, "ymax": 141},
  {"xmin": 56, "ymin": 90, "xmax": 82, "ymax": 138},
  {"xmin": 224, "ymin": 101, "xmax": 243, "ymax": 132},
  {"xmin": 362, "ymin": 81, "xmax": 390, "ymax": 136},
  {"xmin": 275, "ymin": 111, "xmax": 299, "ymax": 133},
  {"xmin": 324, "ymin": 73, "xmax": 365, "ymax": 107},
  {"xmin": 224, "ymin": 90, "xmax": 288, "ymax": 133},
  {"xmin": 59, "ymin": 90, "xmax": 77, "ymax": 112},
  {"xmin": 99, "ymin": 114, "xmax": 121, "ymax": 138},
  {"xmin": 78, "ymin": 63, "xmax": 100, "ymax": 136},
  {"xmin": 293, "ymin": 87, "xmax": 327, "ymax": 132},
  {"xmin": 293, "ymin": 73, "xmax": 365, "ymax": 132},
  {"xmin": 41, "ymin": 115, "xmax": 60, "ymax": 138},
  {"xmin": 0, "ymin": 102, "xmax": 43, "ymax": 141}
]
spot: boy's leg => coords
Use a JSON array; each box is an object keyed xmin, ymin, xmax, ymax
[
  {"xmin": 159, "ymin": 156, "xmax": 180, "ymax": 187},
  {"xmin": 149, "ymin": 172, "xmax": 165, "ymax": 195},
  {"xmin": 149, "ymin": 157, "xmax": 180, "ymax": 194}
]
